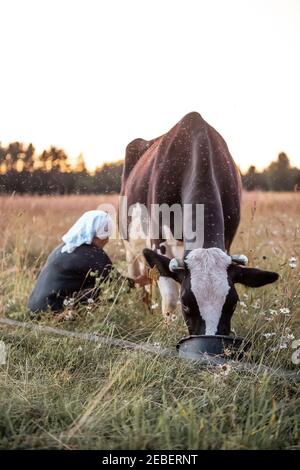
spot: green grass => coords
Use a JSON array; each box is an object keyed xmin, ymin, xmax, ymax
[
  {"xmin": 1, "ymin": 282, "xmax": 299, "ymax": 450},
  {"xmin": 0, "ymin": 193, "xmax": 300, "ymax": 449}
]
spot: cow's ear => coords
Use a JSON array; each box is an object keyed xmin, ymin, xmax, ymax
[
  {"xmin": 143, "ymin": 249, "xmax": 183, "ymax": 283},
  {"xmin": 229, "ymin": 264, "xmax": 279, "ymax": 287}
]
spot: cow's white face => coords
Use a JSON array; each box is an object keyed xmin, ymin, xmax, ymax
[
  {"xmin": 185, "ymin": 248, "xmax": 231, "ymax": 335},
  {"xmin": 143, "ymin": 247, "xmax": 279, "ymax": 336}
]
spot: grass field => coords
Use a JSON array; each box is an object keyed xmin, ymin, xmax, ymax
[{"xmin": 0, "ymin": 192, "xmax": 300, "ymax": 450}]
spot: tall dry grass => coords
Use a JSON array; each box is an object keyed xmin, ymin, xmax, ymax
[{"xmin": 0, "ymin": 192, "xmax": 300, "ymax": 449}]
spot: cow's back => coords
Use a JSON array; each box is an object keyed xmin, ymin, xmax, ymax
[{"xmin": 121, "ymin": 112, "xmax": 241, "ymax": 250}]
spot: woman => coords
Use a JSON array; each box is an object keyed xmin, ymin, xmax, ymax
[{"xmin": 28, "ymin": 210, "xmax": 140, "ymax": 314}]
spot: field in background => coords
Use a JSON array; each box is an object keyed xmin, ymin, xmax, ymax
[{"xmin": 0, "ymin": 192, "xmax": 300, "ymax": 449}]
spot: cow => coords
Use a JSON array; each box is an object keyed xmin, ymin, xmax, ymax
[{"xmin": 119, "ymin": 112, "xmax": 279, "ymax": 336}]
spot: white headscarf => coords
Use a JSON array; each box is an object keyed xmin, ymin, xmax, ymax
[{"xmin": 61, "ymin": 210, "xmax": 113, "ymax": 254}]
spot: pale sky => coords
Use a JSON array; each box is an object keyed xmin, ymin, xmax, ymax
[{"xmin": 0, "ymin": 0, "xmax": 299, "ymax": 172}]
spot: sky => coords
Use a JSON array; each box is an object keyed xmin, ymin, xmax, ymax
[{"xmin": 0, "ymin": 0, "xmax": 299, "ymax": 172}]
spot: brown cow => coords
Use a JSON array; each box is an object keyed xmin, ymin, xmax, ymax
[{"xmin": 120, "ymin": 112, "xmax": 278, "ymax": 335}]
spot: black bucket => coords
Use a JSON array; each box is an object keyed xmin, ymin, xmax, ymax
[{"xmin": 177, "ymin": 335, "xmax": 251, "ymax": 360}]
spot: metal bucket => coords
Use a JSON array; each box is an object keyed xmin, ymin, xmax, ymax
[{"xmin": 177, "ymin": 335, "xmax": 250, "ymax": 360}]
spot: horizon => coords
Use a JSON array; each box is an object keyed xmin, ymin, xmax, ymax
[
  {"xmin": 0, "ymin": 138, "xmax": 298, "ymax": 174},
  {"xmin": 1, "ymin": 0, "xmax": 300, "ymax": 173}
]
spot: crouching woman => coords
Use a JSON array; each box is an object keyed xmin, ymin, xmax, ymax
[{"xmin": 28, "ymin": 210, "xmax": 135, "ymax": 314}]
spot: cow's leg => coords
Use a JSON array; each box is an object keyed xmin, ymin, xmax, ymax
[
  {"xmin": 153, "ymin": 239, "xmax": 182, "ymax": 322},
  {"xmin": 123, "ymin": 239, "xmax": 151, "ymax": 308},
  {"xmin": 157, "ymin": 276, "xmax": 179, "ymax": 322},
  {"xmin": 123, "ymin": 239, "xmax": 143, "ymax": 279}
]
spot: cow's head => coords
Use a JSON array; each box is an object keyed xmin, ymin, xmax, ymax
[{"xmin": 143, "ymin": 247, "xmax": 279, "ymax": 335}]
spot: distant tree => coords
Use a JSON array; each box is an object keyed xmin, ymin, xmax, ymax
[
  {"xmin": 243, "ymin": 164, "xmax": 270, "ymax": 190},
  {"xmin": 38, "ymin": 149, "xmax": 50, "ymax": 171},
  {"xmin": 22, "ymin": 143, "xmax": 35, "ymax": 171},
  {"xmin": 36, "ymin": 146, "xmax": 70, "ymax": 172},
  {"xmin": 94, "ymin": 161, "xmax": 123, "ymax": 193},
  {"xmin": 74, "ymin": 153, "xmax": 87, "ymax": 173},
  {"xmin": 243, "ymin": 165, "xmax": 257, "ymax": 190},
  {"xmin": 0, "ymin": 142, "xmax": 6, "ymax": 172},
  {"xmin": 5, "ymin": 142, "xmax": 25, "ymax": 171},
  {"xmin": 48, "ymin": 146, "xmax": 70, "ymax": 172},
  {"xmin": 266, "ymin": 152, "xmax": 294, "ymax": 191}
]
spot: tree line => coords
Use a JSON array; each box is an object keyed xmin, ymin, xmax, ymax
[
  {"xmin": 0, "ymin": 142, "xmax": 299, "ymax": 194},
  {"xmin": 242, "ymin": 152, "xmax": 300, "ymax": 191},
  {"xmin": 0, "ymin": 142, "xmax": 122, "ymax": 194}
]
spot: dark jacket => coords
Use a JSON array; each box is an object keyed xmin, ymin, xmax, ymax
[{"xmin": 28, "ymin": 243, "xmax": 113, "ymax": 313}]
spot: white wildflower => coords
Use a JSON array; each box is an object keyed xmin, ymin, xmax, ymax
[
  {"xmin": 282, "ymin": 333, "xmax": 295, "ymax": 341},
  {"xmin": 87, "ymin": 298, "xmax": 94, "ymax": 304},
  {"xmin": 279, "ymin": 308, "xmax": 290, "ymax": 314},
  {"xmin": 63, "ymin": 298, "xmax": 75, "ymax": 307},
  {"xmin": 269, "ymin": 309, "xmax": 278, "ymax": 315},
  {"xmin": 291, "ymin": 340, "xmax": 300, "ymax": 365},
  {"xmin": 271, "ymin": 342, "xmax": 288, "ymax": 352},
  {"xmin": 215, "ymin": 364, "xmax": 232, "ymax": 376},
  {"xmin": 239, "ymin": 301, "xmax": 247, "ymax": 309},
  {"xmin": 151, "ymin": 303, "xmax": 159, "ymax": 309},
  {"xmin": 252, "ymin": 299, "xmax": 261, "ymax": 309},
  {"xmin": 263, "ymin": 332, "xmax": 276, "ymax": 339},
  {"xmin": 289, "ymin": 256, "xmax": 297, "ymax": 269}
]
